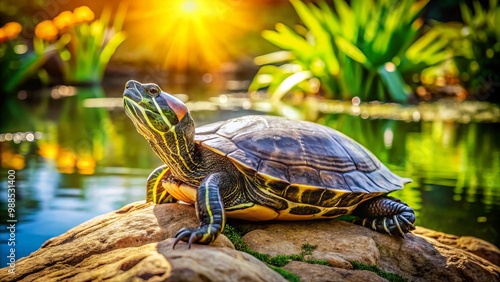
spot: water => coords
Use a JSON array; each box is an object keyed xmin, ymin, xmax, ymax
[{"xmin": 1, "ymin": 86, "xmax": 499, "ymax": 266}]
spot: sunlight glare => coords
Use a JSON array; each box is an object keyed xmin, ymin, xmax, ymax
[
  {"xmin": 125, "ymin": 0, "xmax": 254, "ymax": 71},
  {"xmin": 180, "ymin": 0, "xmax": 198, "ymax": 14}
]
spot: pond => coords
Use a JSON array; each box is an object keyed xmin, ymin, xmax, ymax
[{"xmin": 1, "ymin": 85, "xmax": 499, "ymax": 266}]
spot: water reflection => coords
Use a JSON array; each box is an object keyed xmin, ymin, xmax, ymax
[{"xmin": 0, "ymin": 88, "xmax": 499, "ymax": 265}]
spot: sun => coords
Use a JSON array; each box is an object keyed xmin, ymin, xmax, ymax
[
  {"xmin": 125, "ymin": 0, "xmax": 251, "ymax": 72},
  {"xmin": 180, "ymin": 0, "xmax": 199, "ymax": 14}
]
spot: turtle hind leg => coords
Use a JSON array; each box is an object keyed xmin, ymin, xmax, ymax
[
  {"xmin": 352, "ymin": 196, "xmax": 416, "ymax": 236},
  {"xmin": 147, "ymin": 165, "xmax": 177, "ymax": 204}
]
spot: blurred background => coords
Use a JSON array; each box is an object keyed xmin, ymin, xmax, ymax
[{"xmin": 1, "ymin": 0, "xmax": 499, "ymax": 264}]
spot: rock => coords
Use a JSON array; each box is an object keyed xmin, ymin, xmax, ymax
[
  {"xmin": 241, "ymin": 221, "xmax": 500, "ymax": 282},
  {"xmin": 413, "ymin": 226, "xmax": 500, "ymax": 266},
  {"xmin": 282, "ymin": 261, "xmax": 388, "ymax": 282},
  {"xmin": 0, "ymin": 202, "xmax": 285, "ymax": 282},
  {"xmin": 244, "ymin": 222, "xmax": 379, "ymax": 266}
]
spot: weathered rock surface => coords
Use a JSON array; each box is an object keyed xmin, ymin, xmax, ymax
[
  {"xmin": 242, "ymin": 221, "xmax": 500, "ymax": 282},
  {"xmin": 282, "ymin": 261, "xmax": 389, "ymax": 282},
  {"xmin": 413, "ymin": 226, "xmax": 500, "ymax": 267},
  {"xmin": 0, "ymin": 202, "xmax": 285, "ymax": 282},
  {"xmin": 1, "ymin": 201, "xmax": 499, "ymax": 282}
]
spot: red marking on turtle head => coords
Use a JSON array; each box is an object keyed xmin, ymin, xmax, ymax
[{"xmin": 161, "ymin": 93, "xmax": 189, "ymax": 122}]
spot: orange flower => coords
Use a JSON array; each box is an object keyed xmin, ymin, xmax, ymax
[
  {"xmin": 3, "ymin": 22, "xmax": 22, "ymax": 40},
  {"xmin": 73, "ymin": 6, "xmax": 95, "ymax": 24},
  {"xmin": 53, "ymin": 11, "xmax": 75, "ymax": 33},
  {"xmin": 0, "ymin": 28, "xmax": 6, "ymax": 44},
  {"xmin": 35, "ymin": 20, "xmax": 58, "ymax": 41}
]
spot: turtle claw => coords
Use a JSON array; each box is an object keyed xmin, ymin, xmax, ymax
[
  {"xmin": 173, "ymin": 228, "xmax": 196, "ymax": 249},
  {"xmin": 172, "ymin": 225, "xmax": 220, "ymax": 249}
]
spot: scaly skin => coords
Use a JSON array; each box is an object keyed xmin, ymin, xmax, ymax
[{"xmin": 352, "ymin": 197, "xmax": 415, "ymax": 236}]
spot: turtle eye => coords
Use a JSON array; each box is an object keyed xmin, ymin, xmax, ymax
[{"xmin": 148, "ymin": 86, "xmax": 160, "ymax": 97}]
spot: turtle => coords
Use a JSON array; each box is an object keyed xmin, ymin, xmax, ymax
[{"xmin": 123, "ymin": 80, "xmax": 416, "ymax": 248}]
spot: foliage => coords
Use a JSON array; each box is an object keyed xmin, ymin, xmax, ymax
[
  {"xmin": 352, "ymin": 261, "xmax": 408, "ymax": 282},
  {"xmin": 249, "ymin": 0, "xmax": 451, "ymax": 103},
  {"xmin": 434, "ymin": 0, "xmax": 500, "ymax": 102},
  {"xmin": 222, "ymin": 224, "xmax": 249, "ymax": 251},
  {"xmin": 268, "ymin": 266, "xmax": 300, "ymax": 282},
  {"xmin": 34, "ymin": 5, "xmax": 127, "ymax": 85},
  {"xmin": 0, "ymin": 22, "xmax": 52, "ymax": 94}
]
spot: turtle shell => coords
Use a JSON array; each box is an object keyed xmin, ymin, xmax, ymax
[{"xmin": 195, "ymin": 115, "xmax": 410, "ymax": 195}]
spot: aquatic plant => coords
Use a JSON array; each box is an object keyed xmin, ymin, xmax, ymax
[
  {"xmin": 0, "ymin": 21, "xmax": 53, "ymax": 94},
  {"xmin": 249, "ymin": 0, "xmax": 450, "ymax": 103},
  {"xmin": 34, "ymin": 5, "xmax": 127, "ymax": 85}
]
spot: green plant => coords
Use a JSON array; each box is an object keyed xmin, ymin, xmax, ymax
[
  {"xmin": 222, "ymin": 224, "xmax": 249, "ymax": 251},
  {"xmin": 249, "ymin": 0, "xmax": 451, "ymax": 103},
  {"xmin": 34, "ymin": 5, "xmax": 127, "ymax": 85},
  {"xmin": 0, "ymin": 22, "xmax": 53, "ymax": 94},
  {"xmin": 435, "ymin": 0, "xmax": 500, "ymax": 102},
  {"xmin": 269, "ymin": 266, "xmax": 300, "ymax": 282},
  {"xmin": 352, "ymin": 261, "xmax": 407, "ymax": 282}
]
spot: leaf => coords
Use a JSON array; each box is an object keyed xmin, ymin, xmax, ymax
[
  {"xmin": 407, "ymin": 0, "xmax": 429, "ymax": 25},
  {"xmin": 473, "ymin": 1, "xmax": 486, "ymax": 21},
  {"xmin": 5, "ymin": 49, "xmax": 55, "ymax": 93},
  {"xmin": 248, "ymin": 65, "xmax": 282, "ymax": 92},
  {"xmin": 405, "ymin": 29, "xmax": 439, "ymax": 58},
  {"xmin": 263, "ymin": 26, "xmax": 312, "ymax": 57},
  {"xmin": 113, "ymin": 3, "xmax": 128, "ymax": 31},
  {"xmin": 254, "ymin": 51, "xmax": 294, "ymax": 65},
  {"xmin": 319, "ymin": 0, "xmax": 341, "ymax": 35},
  {"xmin": 290, "ymin": 0, "xmax": 324, "ymax": 38},
  {"xmin": 332, "ymin": 0, "xmax": 356, "ymax": 41},
  {"xmin": 460, "ymin": 2, "xmax": 473, "ymax": 25},
  {"xmin": 377, "ymin": 64, "xmax": 409, "ymax": 103},
  {"xmin": 334, "ymin": 37, "xmax": 369, "ymax": 66},
  {"xmin": 99, "ymin": 31, "xmax": 127, "ymax": 79},
  {"xmin": 271, "ymin": 70, "xmax": 313, "ymax": 102}
]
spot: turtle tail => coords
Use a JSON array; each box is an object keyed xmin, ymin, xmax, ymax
[{"xmin": 352, "ymin": 196, "xmax": 416, "ymax": 236}]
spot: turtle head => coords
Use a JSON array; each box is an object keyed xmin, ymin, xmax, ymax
[{"xmin": 123, "ymin": 80, "xmax": 190, "ymax": 142}]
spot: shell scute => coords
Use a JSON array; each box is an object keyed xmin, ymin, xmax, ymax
[
  {"xmin": 327, "ymin": 131, "xmax": 380, "ymax": 172},
  {"xmin": 288, "ymin": 165, "xmax": 321, "ymax": 187},
  {"xmin": 218, "ymin": 116, "xmax": 270, "ymax": 139},
  {"xmin": 198, "ymin": 134, "xmax": 238, "ymax": 155},
  {"xmin": 259, "ymin": 160, "xmax": 289, "ymax": 181},
  {"xmin": 195, "ymin": 120, "xmax": 224, "ymax": 135},
  {"xmin": 226, "ymin": 149, "xmax": 260, "ymax": 174},
  {"xmin": 319, "ymin": 170, "xmax": 350, "ymax": 190},
  {"xmin": 344, "ymin": 171, "xmax": 379, "ymax": 193}
]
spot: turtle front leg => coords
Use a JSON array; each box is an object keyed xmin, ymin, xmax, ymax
[
  {"xmin": 173, "ymin": 172, "xmax": 227, "ymax": 249},
  {"xmin": 147, "ymin": 165, "xmax": 177, "ymax": 204},
  {"xmin": 352, "ymin": 196, "xmax": 416, "ymax": 236}
]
